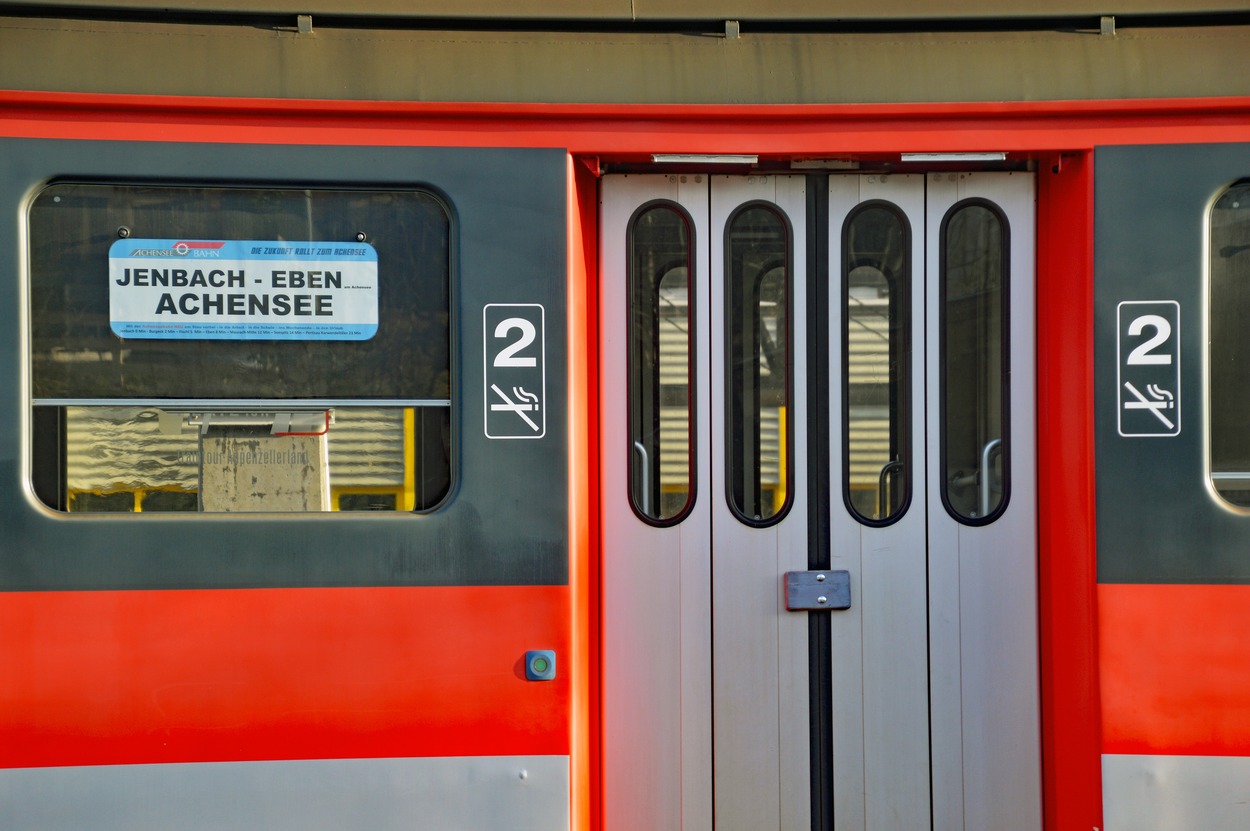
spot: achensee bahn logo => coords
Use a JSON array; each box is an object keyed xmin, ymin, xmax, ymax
[{"xmin": 125, "ymin": 240, "xmax": 228, "ymax": 257}]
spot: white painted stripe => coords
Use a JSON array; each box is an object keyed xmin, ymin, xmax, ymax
[
  {"xmin": 0, "ymin": 755, "xmax": 569, "ymax": 831},
  {"xmin": 1103, "ymin": 754, "xmax": 1250, "ymax": 830}
]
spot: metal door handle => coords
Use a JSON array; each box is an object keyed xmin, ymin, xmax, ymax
[
  {"xmin": 978, "ymin": 438, "xmax": 1003, "ymax": 518},
  {"xmin": 877, "ymin": 459, "xmax": 904, "ymax": 519},
  {"xmin": 632, "ymin": 440, "xmax": 651, "ymax": 516}
]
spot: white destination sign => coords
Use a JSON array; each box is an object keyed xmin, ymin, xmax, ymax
[{"xmin": 108, "ymin": 239, "xmax": 378, "ymax": 341}]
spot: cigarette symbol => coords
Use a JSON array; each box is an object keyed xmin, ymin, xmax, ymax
[
  {"xmin": 490, "ymin": 384, "xmax": 541, "ymax": 432},
  {"xmin": 1123, "ymin": 381, "xmax": 1175, "ymax": 430}
]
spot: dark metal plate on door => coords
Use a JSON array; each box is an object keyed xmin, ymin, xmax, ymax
[{"xmin": 784, "ymin": 570, "xmax": 851, "ymax": 611}]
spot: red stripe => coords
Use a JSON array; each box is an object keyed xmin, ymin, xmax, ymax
[
  {"xmin": 0, "ymin": 586, "xmax": 570, "ymax": 768},
  {"xmin": 1101, "ymin": 583, "xmax": 1250, "ymax": 756},
  {"xmin": 4, "ymin": 90, "xmax": 1250, "ymax": 151}
]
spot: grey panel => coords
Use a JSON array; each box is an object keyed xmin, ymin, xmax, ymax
[
  {"xmin": 1103, "ymin": 754, "xmax": 1250, "ymax": 830},
  {"xmin": 0, "ymin": 0, "xmax": 1246, "ymax": 20},
  {"xmin": 3, "ymin": 19, "xmax": 1250, "ymax": 104},
  {"xmin": 1095, "ymin": 143, "xmax": 1250, "ymax": 584},
  {"xmin": 0, "ymin": 138, "xmax": 569, "ymax": 590},
  {"xmin": 0, "ymin": 755, "xmax": 570, "ymax": 831}
]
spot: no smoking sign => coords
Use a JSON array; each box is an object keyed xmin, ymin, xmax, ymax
[
  {"xmin": 483, "ymin": 303, "xmax": 546, "ymax": 440},
  {"xmin": 1117, "ymin": 300, "xmax": 1180, "ymax": 438}
]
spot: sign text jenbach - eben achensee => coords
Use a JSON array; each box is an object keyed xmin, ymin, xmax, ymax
[{"xmin": 115, "ymin": 267, "xmax": 340, "ymax": 317}]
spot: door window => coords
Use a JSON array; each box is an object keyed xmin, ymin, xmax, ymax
[
  {"xmin": 724, "ymin": 203, "xmax": 792, "ymax": 525},
  {"xmin": 841, "ymin": 201, "xmax": 912, "ymax": 524},
  {"xmin": 627, "ymin": 201, "xmax": 696, "ymax": 523},
  {"xmin": 940, "ymin": 199, "xmax": 1010, "ymax": 523}
]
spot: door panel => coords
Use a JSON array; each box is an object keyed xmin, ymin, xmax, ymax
[
  {"xmin": 925, "ymin": 172, "xmax": 1040, "ymax": 831},
  {"xmin": 601, "ymin": 174, "xmax": 712, "ymax": 831},
  {"xmin": 828, "ymin": 174, "xmax": 931, "ymax": 831},
  {"xmin": 710, "ymin": 175, "xmax": 809, "ymax": 831}
]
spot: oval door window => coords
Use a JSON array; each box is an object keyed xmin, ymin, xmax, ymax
[
  {"xmin": 725, "ymin": 202, "xmax": 792, "ymax": 526},
  {"xmin": 940, "ymin": 199, "xmax": 1010, "ymax": 524},
  {"xmin": 627, "ymin": 202, "xmax": 696, "ymax": 524},
  {"xmin": 842, "ymin": 201, "xmax": 911, "ymax": 525}
]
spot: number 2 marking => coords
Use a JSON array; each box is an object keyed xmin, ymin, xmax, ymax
[
  {"xmin": 493, "ymin": 317, "xmax": 537, "ymax": 367},
  {"xmin": 1126, "ymin": 314, "xmax": 1173, "ymax": 365}
]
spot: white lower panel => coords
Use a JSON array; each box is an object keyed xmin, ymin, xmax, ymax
[
  {"xmin": 1103, "ymin": 753, "xmax": 1250, "ymax": 830},
  {"xmin": 0, "ymin": 755, "xmax": 569, "ymax": 831}
]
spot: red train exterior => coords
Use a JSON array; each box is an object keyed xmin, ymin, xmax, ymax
[{"xmin": 3, "ymin": 6, "xmax": 1250, "ymax": 830}]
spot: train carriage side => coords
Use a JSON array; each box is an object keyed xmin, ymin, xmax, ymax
[
  {"xmin": 3, "ymin": 5, "xmax": 1250, "ymax": 831},
  {"xmin": 1093, "ymin": 143, "xmax": 1250, "ymax": 828},
  {"xmin": 0, "ymin": 139, "xmax": 595, "ymax": 829}
]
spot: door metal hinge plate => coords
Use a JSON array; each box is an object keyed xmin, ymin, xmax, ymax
[{"xmin": 784, "ymin": 570, "xmax": 851, "ymax": 611}]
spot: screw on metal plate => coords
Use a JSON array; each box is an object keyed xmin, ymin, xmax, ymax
[{"xmin": 785, "ymin": 571, "xmax": 851, "ymax": 611}]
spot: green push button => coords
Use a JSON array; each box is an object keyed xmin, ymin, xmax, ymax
[{"xmin": 525, "ymin": 650, "xmax": 556, "ymax": 681}]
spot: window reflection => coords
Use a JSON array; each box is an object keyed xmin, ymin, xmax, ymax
[
  {"xmin": 628, "ymin": 203, "xmax": 695, "ymax": 523},
  {"xmin": 39, "ymin": 405, "xmax": 450, "ymax": 513},
  {"xmin": 726, "ymin": 203, "xmax": 791, "ymax": 525},
  {"xmin": 29, "ymin": 184, "xmax": 450, "ymax": 401},
  {"xmin": 941, "ymin": 201, "xmax": 1009, "ymax": 523},
  {"xmin": 843, "ymin": 203, "xmax": 910, "ymax": 524},
  {"xmin": 1210, "ymin": 180, "xmax": 1250, "ymax": 506}
]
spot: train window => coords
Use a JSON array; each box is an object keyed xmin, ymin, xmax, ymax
[
  {"xmin": 628, "ymin": 202, "xmax": 695, "ymax": 524},
  {"xmin": 1210, "ymin": 180, "xmax": 1250, "ymax": 506},
  {"xmin": 842, "ymin": 202, "xmax": 911, "ymax": 525},
  {"xmin": 725, "ymin": 202, "xmax": 792, "ymax": 525},
  {"xmin": 940, "ymin": 200, "xmax": 1009, "ymax": 524},
  {"xmin": 28, "ymin": 183, "xmax": 451, "ymax": 513}
]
